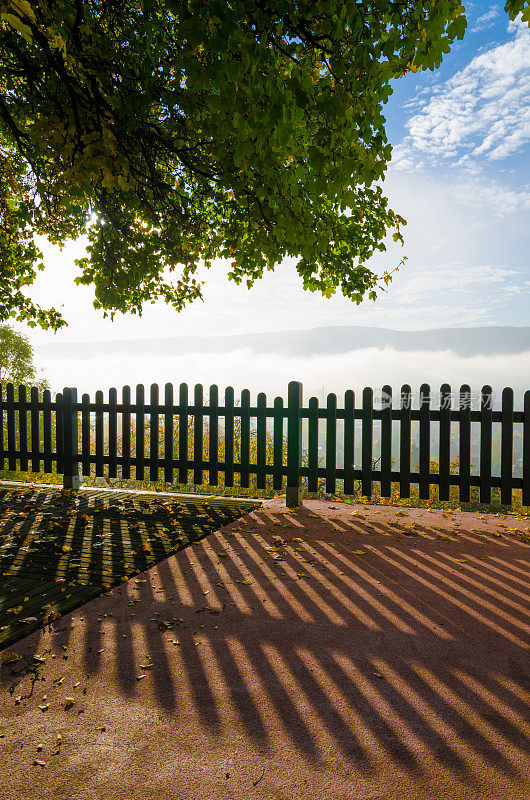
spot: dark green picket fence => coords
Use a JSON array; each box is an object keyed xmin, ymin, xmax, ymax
[{"xmin": 1, "ymin": 381, "xmax": 529, "ymax": 507}]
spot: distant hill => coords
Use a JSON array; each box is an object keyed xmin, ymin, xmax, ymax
[{"xmin": 36, "ymin": 325, "xmax": 530, "ymax": 360}]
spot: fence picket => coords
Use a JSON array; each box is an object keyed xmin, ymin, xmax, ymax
[
  {"xmin": 81, "ymin": 393, "xmax": 91, "ymax": 476},
  {"xmin": 224, "ymin": 386, "xmax": 234, "ymax": 487},
  {"xmin": 209, "ymin": 385, "xmax": 219, "ymax": 486},
  {"xmin": 6, "ymin": 384, "xmax": 16, "ymax": 471},
  {"xmin": 459, "ymin": 384, "xmax": 471, "ymax": 503},
  {"xmin": 326, "ymin": 393, "xmax": 337, "ymax": 495},
  {"xmin": 362, "ymin": 387, "xmax": 373, "ymax": 497},
  {"xmin": 108, "ymin": 387, "xmax": 118, "ymax": 479},
  {"xmin": 55, "ymin": 392, "xmax": 63, "ymax": 475},
  {"xmin": 439, "ymin": 383, "xmax": 451, "ymax": 501},
  {"xmin": 308, "ymin": 397, "xmax": 319, "ymax": 492},
  {"xmin": 164, "ymin": 383, "xmax": 173, "ymax": 484},
  {"xmin": 273, "ymin": 396, "xmax": 283, "ymax": 491},
  {"xmin": 419, "ymin": 384, "xmax": 430, "ymax": 500},
  {"xmin": 380, "ymin": 385, "xmax": 392, "ymax": 498},
  {"xmin": 178, "ymin": 383, "xmax": 188, "ymax": 485},
  {"xmin": 30, "ymin": 387, "xmax": 40, "ymax": 473},
  {"xmin": 400, "ymin": 384, "xmax": 411, "ymax": 498},
  {"xmin": 62, "ymin": 387, "xmax": 78, "ymax": 488},
  {"xmin": 240, "ymin": 388, "xmax": 250, "ymax": 488},
  {"xmin": 287, "ymin": 381, "xmax": 302, "ymax": 506},
  {"xmin": 95, "ymin": 390, "xmax": 104, "ymax": 477},
  {"xmin": 42, "ymin": 389, "xmax": 52, "ymax": 473},
  {"xmin": 122, "ymin": 386, "xmax": 131, "ymax": 480},
  {"xmin": 149, "ymin": 384, "xmax": 159, "ymax": 483},
  {"xmin": 501, "ymin": 387, "xmax": 514, "ymax": 506},
  {"xmin": 18, "ymin": 385, "xmax": 28, "ymax": 472},
  {"xmin": 480, "ymin": 385, "xmax": 492, "ymax": 504},
  {"xmin": 256, "ymin": 392, "xmax": 266, "ymax": 490},
  {"xmin": 194, "ymin": 384, "xmax": 204, "ymax": 486},
  {"xmin": 135, "ymin": 384, "xmax": 145, "ymax": 481},
  {"xmin": 343, "ymin": 390, "xmax": 355, "ymax": 496}
]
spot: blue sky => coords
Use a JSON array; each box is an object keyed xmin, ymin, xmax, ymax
[{"xmin": 21, "ymin": 4, "xmax": 530, "ymax": 397}]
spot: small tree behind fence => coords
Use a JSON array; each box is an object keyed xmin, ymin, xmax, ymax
[{"xmin": 0, "ymin": 381, "xmax": 528, "ymax": 509}]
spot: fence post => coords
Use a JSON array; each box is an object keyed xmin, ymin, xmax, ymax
[
  {"xmin": 62, "ymin": 387, "xmax": 80, "ymax": 491},
  {"xmin": 286, "ymin": 380, "xmax": 303, "ymax": 507}
]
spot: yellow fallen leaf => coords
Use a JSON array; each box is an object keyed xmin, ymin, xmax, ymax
[
  {"xmin": 62, "ymin": 545, "xmax": 71, "ymax": 553},
  {"xmin": 33, "ymin": 760, "xmax": 46, "ymax": 767},
  {"xmin": 352, "ymin": 550, "xmax": 366, "ymax": 555},
  {"xmin": 63, "ymin": 697, "xmax": 75, "ymax": 709},
  {"xmin": 1, "ymin": 651, "xmax": 22, "ymax": 664}
]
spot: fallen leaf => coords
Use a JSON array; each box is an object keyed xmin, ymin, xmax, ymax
[
  {"xmin": 1, "ymin": 651, "xmax": 22, "ymax": 664},
  {"xmin": 63, "ymin": 697, "xmax": 75, "ymax": 710}
]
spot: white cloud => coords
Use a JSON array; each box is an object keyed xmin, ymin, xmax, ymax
[
  {"xmin": 394, "ymin": 16, "xmax": 530, "ymax": 168},
  {"xmin": 450, "ymin": 180, "xmax": 530, "ymax": 217},
  {"xmin": 391, "ymin": 264, "xmax": 517, "ymax": 302},
  {"xmin": 470, "ymin": 7, "xmax": 499, "ymax": 33}
]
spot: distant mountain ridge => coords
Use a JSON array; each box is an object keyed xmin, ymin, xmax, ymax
[{"xmin": 36, "ymin": 325, "xmax": 530, "ymax": 360}]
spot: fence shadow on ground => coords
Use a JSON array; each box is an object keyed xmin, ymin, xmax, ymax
[{"xmin": 5, "ymin": 503, "xmax": 530, "ymax": 790}]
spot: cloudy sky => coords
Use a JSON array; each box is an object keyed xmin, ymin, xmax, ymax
[{"xmin": 18, "ymin": 5, "xmax": 530, "ymax": 399}]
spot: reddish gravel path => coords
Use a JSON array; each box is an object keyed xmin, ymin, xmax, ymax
[{"xmin": 1, "ymin": 498, "xmax": 529, "ymax": 800}]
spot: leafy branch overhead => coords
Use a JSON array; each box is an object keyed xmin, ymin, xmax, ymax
[{"xmin": 0, "ymin": 0, "xmax": 528, "ymax": 329}]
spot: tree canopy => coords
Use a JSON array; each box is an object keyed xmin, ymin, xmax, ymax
[
  {"xmin": 1, "ymin": 0, "xmax": 528, "ymax": 330},
  {"xmin": 0, "ymin": 323, "xmax": 48, "ymax": 387}
]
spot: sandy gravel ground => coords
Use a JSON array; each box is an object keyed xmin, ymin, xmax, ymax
[{"xmin": 1, "ymin": 499, "xmax": 529, "ymax": 800}]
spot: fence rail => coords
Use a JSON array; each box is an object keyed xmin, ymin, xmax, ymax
[{"xmin": 1, "ymin": 381, "xmax": 529, "ymax": 508}]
